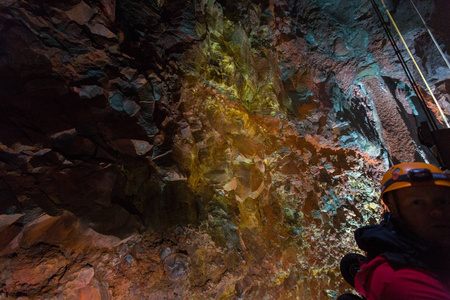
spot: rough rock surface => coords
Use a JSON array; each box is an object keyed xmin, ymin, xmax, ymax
[{"xmin": 0, "ymin": 0, "xmax": 449, "ymax": 299}]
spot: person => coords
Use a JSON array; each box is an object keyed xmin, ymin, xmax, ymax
[{"xmin": 347, "ymin": 162, "xmax": 450, "ymax": 299}]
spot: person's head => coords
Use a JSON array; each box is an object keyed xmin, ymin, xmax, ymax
[{"xmin": 381, "ymin": 162, "xmax": 450, "ymax": 248}]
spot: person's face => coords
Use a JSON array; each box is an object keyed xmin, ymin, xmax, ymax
[{"xmin": 389, "ymin": 185, "xmax": 450, "ymax": 248}]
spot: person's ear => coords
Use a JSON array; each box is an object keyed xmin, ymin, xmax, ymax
[{"xmin": 382, "ymin": 192, "xmax": 396, "ymax": 214}]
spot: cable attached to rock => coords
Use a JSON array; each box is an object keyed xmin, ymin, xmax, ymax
[
  {"xmin": 409, "ymin": 0, "xmax": 450, "ymax": 70},
  {"xmin": 369, "ymin": 0, "xmax": 439, "ymax": 131},
  {"xmin": 378, "ymin": 0, "xmax": 450, "ymax": 128}
]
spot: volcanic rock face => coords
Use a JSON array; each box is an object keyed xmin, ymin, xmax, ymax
[{"xmin": 0, "ymin": 0, "xmax": 449, "ymax": 299}]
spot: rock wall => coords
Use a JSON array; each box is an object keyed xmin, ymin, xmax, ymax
[{"xmin": 0, "ymin": 0, "xmax": 449, "ymax": 299}]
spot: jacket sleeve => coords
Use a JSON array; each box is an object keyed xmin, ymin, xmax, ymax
[{"xmin": 366, "ymin": 260, "xmax": 450, "ymax": 300}]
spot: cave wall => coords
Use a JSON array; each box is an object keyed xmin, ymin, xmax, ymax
[{"xmin": 0, "ymin": 0, "xmax": 449, "ymax": 299}]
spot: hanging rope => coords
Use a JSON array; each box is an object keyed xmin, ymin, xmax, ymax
[
  {"xmin": 379, "ymin": 0, "xmax": 450, "ymax": 128},
  {"xmin": 369, "ymin": 0, "xmax": 439, "ymax": 131},
  {"xmin": 409, "ymin": 0, "xmax": 450, "ymax": 70}
]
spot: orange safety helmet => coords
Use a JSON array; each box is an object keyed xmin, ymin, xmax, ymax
[{"xmin": 380, "ymin": 162, "xmax": 450, "ymax": 202}]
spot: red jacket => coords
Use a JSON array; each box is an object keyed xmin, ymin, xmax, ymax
[{"xmin": 355, "ymin": 255, "xmax": 450, "ymax": 299}]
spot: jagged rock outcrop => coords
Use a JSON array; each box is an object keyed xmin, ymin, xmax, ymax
[{"xmin": 0, "ymin": 0, "xmax": 449, "ymax": 299}]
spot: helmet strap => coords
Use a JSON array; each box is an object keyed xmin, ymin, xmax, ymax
[{"xmin": 392, "ymin": 191, "xmax": 404, "ymax": 220}]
